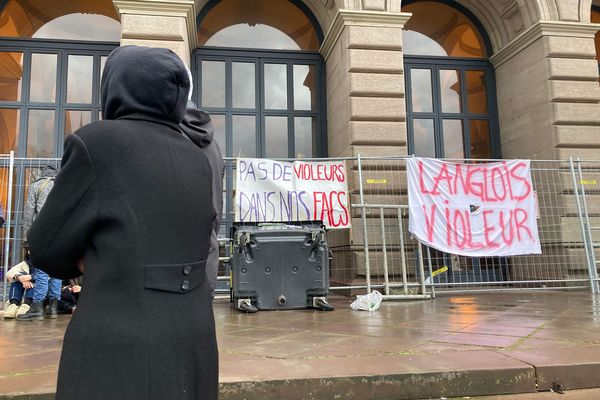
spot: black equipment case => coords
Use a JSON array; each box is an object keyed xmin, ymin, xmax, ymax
[{"xmin": 229, "ymin": 221, "xmax": 333, "ymax": 312}]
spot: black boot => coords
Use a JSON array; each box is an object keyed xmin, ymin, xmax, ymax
[
  {"xmin": 46, "ymin": 299, "xmax": 58, "ymax": 319},
  {"xmin": 16, "ymin": 302, "xmax": 44, "ymax": 322}
]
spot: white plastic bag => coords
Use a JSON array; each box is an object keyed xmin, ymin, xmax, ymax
[{"xmin": 350, "ymin": 290, "xmax": 383, "ymax": 311}]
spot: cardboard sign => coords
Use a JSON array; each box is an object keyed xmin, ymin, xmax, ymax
[
  {"xmin": 235, "ymin": 158, "xmax": 351, "ymax": 229},
  {"xmin": 407, "ymin": 157, "xmax": 541, "ymax": 257}
]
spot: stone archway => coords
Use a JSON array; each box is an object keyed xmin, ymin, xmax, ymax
[
  {"xmin": 580, "ymin": 0, "xmax": 596, "ymax": 22},
  {"xmin": 194, "ymin": 0, "xmax": 333, "ymax": 40},
  {"xmin": 405, "ymin": 0, "xmax": 593, "ymax": 53},
  {"xmin": 447, "ymin": 0, "xmax": 558, "ymax": 53},
  {"xmin": 0, "ymin": 0, "xmax": 119, "ymax": 38}
]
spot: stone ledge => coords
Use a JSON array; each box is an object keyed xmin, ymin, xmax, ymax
[
  {"xmin": 121, "ymin": 14, "xmax": 187, "ymax": 42},
  {"xmin": 491, "ymin": 21, "xmax": 600, "ymax": 68},
  {"xmin": 218, "ymin": 350, "xmax": 535, "ymax": 400},
  {"xmin": 501, "ymin": 345, "xmax": 600, "ymax": 391},
  {"xmin": 113, "ymin": 0, "xmax": 197, "ymax": 51},
  {"xmin": 321, "ymin": 9, "xmax": 411, "ymax": 60}
]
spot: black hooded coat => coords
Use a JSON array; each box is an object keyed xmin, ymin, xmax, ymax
[
  {"xmin": 180, "ymin": 103, "xmax": 225, "ymax": 292},
  {"xmin": 27, "ymin": 46, "xmax": 218, "ymax": 400}
]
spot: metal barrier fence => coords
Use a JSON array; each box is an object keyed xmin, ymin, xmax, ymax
[
  {"xmin": 0, "ymin": 153, "xmax": 62, "ymax": 306},
  {"xmin": 572, "ymin": 158, "xmax": 600, "ymax": 294},
  {"xmin": 2, "ymin": 154, "xmax": 599, "ymax": 307},
  {"xmin": 221, "ymin": 155, "xmax": 599, "ymax": 297},
  {"xmin": 343, "ymin": 156, "xmax": 600, "ymax": 296}
]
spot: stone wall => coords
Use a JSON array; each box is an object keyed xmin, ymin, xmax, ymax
[{"xmin": 114, "ymin": 0, "xmax": 197, "ymax": 66}]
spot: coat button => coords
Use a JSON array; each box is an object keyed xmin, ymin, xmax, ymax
[
  {"xmin": 181, "ymin": 280, "xmax": 190, "ymax": 291},
  {"xmin": 183, "ymin": 265, "xmax": 192, "ymax": 276}
]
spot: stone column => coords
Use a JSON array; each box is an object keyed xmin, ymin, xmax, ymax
[
  {"xmin": 113, "ymin": 0, "xmax": 197, "ymax": 66},
  {"xmin": 320, "ymin": 9, "xmax": 411, "ymax": 159},
  {"xmin": 491, "ymin": 20, "xmax": 600, "ymax": 281},
  {"xmin": 320, "ymin": 9, "xmax": 411, "ymax": 287},
  {"xmin": 491, "ymin": 21, "xmax": 600, "ymax": 160}
]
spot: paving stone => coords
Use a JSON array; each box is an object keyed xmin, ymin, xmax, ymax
[
  {"xmin": 1, "ymin": 292, "xmax": 599, "ymax": 399},
  {"xmin": 501, "ymin": 345, "xmax": 600, "ymax": 390}
]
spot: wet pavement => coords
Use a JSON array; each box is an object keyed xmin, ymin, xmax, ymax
[
  {"xmin": 447, "ymin": 387, "xmax": 600, "ymax": 399},
  {"xmin": 1, "ymin": 291, "xmax": 600, "ymax": 399}
]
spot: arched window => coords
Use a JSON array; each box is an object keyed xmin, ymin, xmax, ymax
[
  {"xmin": 195, "ymin": 0, "xmax": 325, "ymax": 232},
  {"xmin": 402, "ymin": 0, "xmax": 503, "ymax": 284},
  {"xmin": 0, "ymin": 0, "xmax": 120, "ymax": 40},
  {"xmin": 195, "ymin": 0, "xmax": 325, "ymax": 159},
  {"xmin": 0, "ymin": 0, "xmax": 120, "ymax": 263},
  {"xmin": 402, "ymin": 0, "xmax": 499, "ymax": 160},
  {"xmin": 0, "ymin": 0, "xmax": 119, "ymax": 157},
  {"xmin": 198, "ymin": 0, "xmax": 319, "ymax": 51}
]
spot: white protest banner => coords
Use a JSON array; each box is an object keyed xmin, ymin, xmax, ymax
[
  {"xmin": 407, "ymin": 157, "xmax": 541, "ymax": 257},
  {"xmin": 235, "ymin": 158, "xmax": 351, "ymax": 229}
]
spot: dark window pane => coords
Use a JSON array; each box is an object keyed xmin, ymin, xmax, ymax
[
  {"xmin": 99, "ymin": 55, "xmax": 107, "ymax": 103},
  {"xmin": 232, "ymin": 115, "xmax": 255, "ymax": 157},
  {"xmin": 466, "ymin": 70, "xmax": 488, "ymax": 114},
  {"xmin": 410, "ymin": 69, "xmax": 433, "ymax": 113},
  {"xmin": 470, "ymin": 120, "xmax": 491, "ymax": 159},
  {"xmin": 265, "ymin": 116, "xmax": 288, "ymax": 158},
  {"xmin": 294, "ymin": 117, "xmax": 316, "ymax": 158},
  {"xmin": 293, "ymin": 65, "xmax": 316, "ymax": 111},
  {"xmin": 197, "ymin": 0, "xmax": 319, "ymax": 51},
  {"xmin": 211, "ymin": 114, "xmax": 226, "ymax": 155},
  {"xmin": 0, "ymin": 1, "xmax": 120, "ymax": 40},
  {"xmin": 202, "ymin": 61, "xmax": 225, "ymax": 108},
  {"xmin": 30, "ymin": 54, "xmax": 57, "ymax": 103},
  {"xmin": 64, "ymin": 110, "xmax": 92, "ymax": 137},
  {"xmin": 0, "ymin": 109, "xmax": 20, "ymax": 153},
  {"xmin": 442, "ymin": 119, "xmax": 464, "ymax": 158},
  {"xmin": 232, "ymin": 63, "xmax": 255, "ymax": 109},
  {"xmin": 100, "ymin": 56, "xmax": 107, "ymax": 80},
  {"xmin": 413, "ymin": 119, "xmax": 435, "ymax": 157},
  {"xmin": 33, "ymin": 14, "xmax": 120, "ymax": 41},
  {"xmin": 440, "ymin": 69, "xmax": 461, "ymax": 113},
  {"xmin": 403, "ymin": 1, "xmax": 486, "ymax": 58},
  {"xmin": 27, "ymin": 110, "xmax": 55, "ymax": 157},
  {"xmin": 67, "ymin": 55, "xmax": 93, "ymax": 104},
  {"xmin": 264, "ymin": 64, "xmax": 287, "ymax": 110},
  {"xmin": 0, "ymin": 52, "xmax": 23, "ymax": 102}
]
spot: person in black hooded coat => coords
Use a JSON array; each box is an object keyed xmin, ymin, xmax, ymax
[
  {"xmin": 180, "ymin": 99, "xmax": 225, "ymax": 294},
  {"xmin": 27, "ymin": 45, "xmax": 218, "ymax": 400}
]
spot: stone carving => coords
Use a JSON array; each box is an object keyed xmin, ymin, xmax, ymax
[{"xmin": 501, "ymin": 0, "xmax": 525, "ymax": 33}]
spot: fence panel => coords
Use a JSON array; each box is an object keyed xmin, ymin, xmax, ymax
[
  {"xmin": 2, "ymin": 155, "xmax": 62, "ymax": 306},
  {"xmin": 0, "ymin": 153, "xmax": 12, "ymax": 305},
  {"xmin": 573, "ymin": 158, "xmax": 600, "ymax": 294},
  {"xmin": 352, "ymin": 156, "xmax": 594, "ymax": 294},
  {"xmin": 4, "ymin": 155, "xmax": 597, "ymax": 307}
]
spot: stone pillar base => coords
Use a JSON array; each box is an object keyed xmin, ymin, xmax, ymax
[{"xmin": 113, "ymin": 0, "xmax": 197, "ymax": 66}]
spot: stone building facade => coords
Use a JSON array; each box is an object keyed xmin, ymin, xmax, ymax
[
  {"xmin": 1, "ymin": 0, "xmax": 599, "ymax": 283},
  {"xmin": 114, "ymin": 0, "xmax": 600, "ymax": 161}
]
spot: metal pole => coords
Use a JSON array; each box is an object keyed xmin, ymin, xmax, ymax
[
  {"xmin": 380, "ymin": 208, "xmax": 390, "ymax": 295},
  {"xmin": 426, "ymin": 246, "xmax": 436, "ymax": 299},
  {"xmin": 569, "ymin": 157, "xmax": 597, "ymax": 294},
  {"xmin": 2, "ymin": 151, "xmax": 14, "ymax": 308},
  {"xmin": 381, "ymin": 294, "xmax": 431, "ymax": 300},
  {"xmin": 576, "ymin": 158, "xmax": 600, "ymax": 294},
  {"xmin": 357, "ymin": 154, "xmax": 371, "ymax": 293},
  {"xmin": 417, "ymin": 242, "xmax": 426, "ymax": 296},
  {"xmin": 330, "ymin": 277, "xmax": 594, "ymax": 291},
  {"xmin": 397, "ymin": 208, "xmax": 408, "ymax": 295}
]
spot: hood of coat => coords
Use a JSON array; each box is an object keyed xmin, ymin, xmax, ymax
[
  {"xmin": 179, "ymin": 101, "xmax": 215, "ymax": 148},
  {"xmin": 34, "ymin": 165, "xmax": 57, "ymax": 181},
  {"xmin": 100, "ymin": 45, "xmax": 190, "ymax": 125}
]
